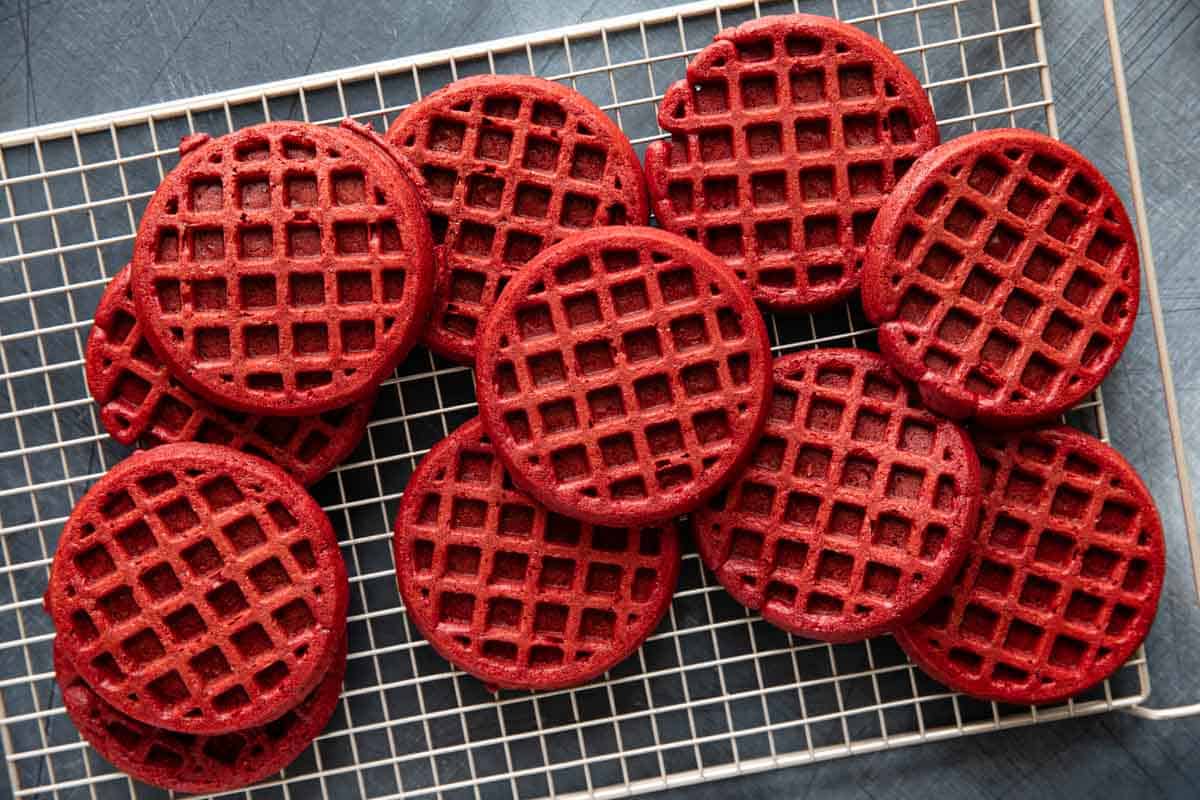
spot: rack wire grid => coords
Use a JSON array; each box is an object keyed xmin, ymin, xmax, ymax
[{"xmin": 0, "ymin": 0, "xmax": 1194, "ymax": 797}]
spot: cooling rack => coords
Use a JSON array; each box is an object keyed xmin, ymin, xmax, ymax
[{"xmin": 0, "ymin": 0, "xmax": 1195, "ymax": 798}]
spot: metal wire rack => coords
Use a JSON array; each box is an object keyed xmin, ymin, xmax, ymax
[{"xmin": 0, "ymin": 0, "xmax": 1193, "ymax": 798}]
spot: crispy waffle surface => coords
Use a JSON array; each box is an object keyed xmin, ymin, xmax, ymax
[
  {"xmin": 386, "ymin": 75, "xmax": 649, "ymax": 362},
  {"xmin": 55, "ymin": 635, "xmax": 346, "ymax": 793},
  {"xmin": 129, "ymin": 121, "xmax": 435, "ymax": 415},
  {"xmin": 393, "ymin": 418, "xmax": 680, "ymax": 690},
  {"xmin": 693, "ymin": 349, "xmax": 980, "ymax": 641},
  {"xmin": 862, "ymin": 129, "xmax": 1140, "ymax": 427},
  {"xmin": 86, "ymin": 265, "xmax": 374, "ymax": 486},
  {"xmin": 475, "ymin": 227, "xmax": 772, "ymax": 525},
  {"xmin": 47, "ymin": 443, "xmax": 348, "ymax": 734},
  {"xmin": 894, "ymin": 425, "xmax": 1164, "ymax": 704},
  {"xmin": 645, "ymin": 14, "xmax": 939, "ymax": 312}
]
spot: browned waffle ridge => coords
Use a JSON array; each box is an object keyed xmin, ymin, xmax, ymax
[
  {"xmin": 862, "ymin": 129, "xmax": 1139, "ymax": 427},
  {"xmin": 693, "ymin": 349, "xmax": 980, "ymax": 641},
  {"xmin": 47, "ymin": 443, "xmax": 348, "ymax": 734},
  {"xmin": 393, "ymin": 418, "xmax": 680, "ymax": 690},
  {"xmin": 129, "ymin": 121, "xmax": 434, "ymax": 415},
  {"xmin": 894, "ymin": 425, "xmax": 1165, "ymax": 704},
  {"xmin": 386, "ymin": 75, "xmax": 649, "ymax": 362},
  {"xmin": 475, "ymin": 226, "xmax": 772, "ymax": 525},
  {"xmin": 645, "ymin": 13, "xmax": 939, "ymax": 312},
  {"xmin": 86, "ymin": 265, "xmax": 374, "ymax": 486}
]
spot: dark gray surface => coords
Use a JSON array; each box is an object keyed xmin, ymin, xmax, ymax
[{"xmin": 2, "ymin": 0, "xmax": 1199, "ymax": 798}]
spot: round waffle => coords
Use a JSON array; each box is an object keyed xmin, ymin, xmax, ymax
[
  {"xmin": 87, "ymin": 264, "xmax": 374, "ymax": 486},
  {"xmin": 385, "ymin": 74, "xmax": 649, "ymax": 362},
  {"xmin": 693, "ymin": 349, "xmax": 980, "ymax": 641},
  {"xmin": 644, "ymin": 13, "xmax": 939, "ymax": 312},
  {"xmin": 129, "ymin": 120, "xmax": 435, "ymax": 415},
  {"xmin": 894, "ymin": 425, "xmax": 1164, "ymax": 704},
  {"xmin": 475, "ymin": 226, "xmax": 772, "ymax": 525},
  {"xmin": 861, "ymin": 129, "xmax": 1139, "ymax": 427},
  {"xmin": 56, "ymin": 635, "xmax": 345, "ymax": 793},
  {"xmin": 394, "ymin": 418, "xmax": 680, "ymax": 690},
  {"xmin": 47, "ymin": 443, "xmax": 348, "ymax": 734}
]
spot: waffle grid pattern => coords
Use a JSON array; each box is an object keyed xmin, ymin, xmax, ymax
[
  {"xmin": 132, "ymin": 123, "xmax": 430, "ymax": 412},
  {"xmin": 866, "ymin": 132, "xmax": 1138, "ymax": 422},
  {"xmin": 397, "ymin": 419, "xmax": 679, "ymax": 686},
  {"xmin": 55, "ymin": 637, "xmax": 347, "ymax": 792},
  {"xmin": 647, "ymin": 15, "xmax": 938, "ymax": 310},
  {"xmin": 388, "ymin": 76, "xmax": 646, "ymax": 359},
  {"xmin": 896, "ymin": 427, "xmax": 1163, "ymax": 702},
  {"xmin": 0, "ymin": 1, "xmax": 1162, "ymax": 797},
  {"xmin": 87, "ymin": 266, "xmax": 374, "ymax": 485},
  {"xmin": 50, "ymin": 450, "xmax": 343, "ymax": 732},
  {"xmin": 478, "ymin": 230, "xmax": 770, "ymax": 523},
  {"xmin": 696, "ymin": 351, "xmax": 978, "ymax": 640}
]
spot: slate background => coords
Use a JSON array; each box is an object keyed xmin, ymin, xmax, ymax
[{"xmin": 1, "ymin": 0, "xmax": 1198, "ymax": 798}]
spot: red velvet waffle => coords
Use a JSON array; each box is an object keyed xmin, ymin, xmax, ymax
[
  {"xmin": 47, "ymin": 443, "xmax": 348, "ymax": 734},
  {"xmin": 475, "ymin": 227, "xmax": 772, "ymax": 525},
  {"xmin": 693, "ymin": 349, "xmax": 980, "ymax": 641},
  {"xmin": 129, "ymin": 121, "xmax": 435, "ymax": 415},
  {"xmin": 895, "ymin": 426, "xmax": 1165, "ymax": 704},
  {"xmin": 385, "ymin": 74, "xmax": 649, "ymax": 362},
  {"xmin": 87, "ymin": 265, "xmax": 374, "ymax": 486},
  {"xmin": 645, "ymin": 14, "xmax": 939, "ymax": 312},
  {"xmin": 394, "ymin": 418, "xmax": 680, "ymax": 690},
  {"xmin": 56, "ymin": 635, "xmax": 346, "ymax": 793},
  {"xmin": 862, "ymin": 129, "xmax": 1139, "ymax": 427}
]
